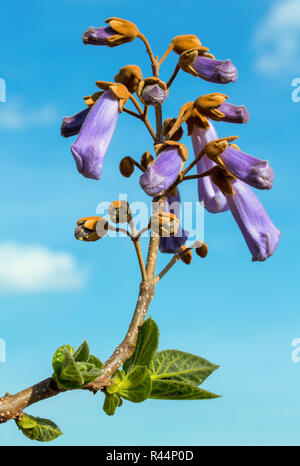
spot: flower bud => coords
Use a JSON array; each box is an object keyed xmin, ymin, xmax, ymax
[
  {"xmin": 195, "ymin": 242, "xmax": 208, "ymax": 258},
  {"xmin": 163, "ymin": 118, "xmax": 183, "ymax": 142},
  {"xmin": 108, "ymin": 201, "xmax": 131, "ymax": 224},
  {"xmin": 171, "ymin": 35, "xmax": 208, "ymax": 55},
  {"xmin": 114, "ymin": 65, "xmax": 143, "ymax": 93},
  {"xmin": 119, "ymin": 157, "xmax": 134, "ymax": 178},
  {"xmin": 179, "ymin": 246, "xmax": 192, "ymax": 264},
  {"xmin": 75, "ymin": 216, "xmax": 108, "ymax": 242},
  {"xmin": 137, "ymin": 78, "xmax": 168, "ymax": 106},
  {"xmin": 150, "ymin": 212, "xmax": 180, "ymax": 237},
  {"xmin": 83, "ymin": 18, "xmax": 139, "ymax": 47}
]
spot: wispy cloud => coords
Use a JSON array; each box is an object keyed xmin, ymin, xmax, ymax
[
  {"xmin": 0, "ymin": 99, "xmax": 57, "ymax": 130},
  {"xmin": 0, "ymin": 243, "xmax": 87, "ymax": 292},
  {"xmin": 254, "ymin": 0, "xmax": 300, "ymax": 74}
]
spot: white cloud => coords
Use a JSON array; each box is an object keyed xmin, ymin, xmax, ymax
[
  {"xmin": 254, "ymin": 0, "xmax": 300, "ymax": 74},
  {"xmin": 0, "ymin": 243, "xmax": 87, "ymax": 292},
  {"xmin": 0, "ymin": 99, "xmax": 57, "ymax": 130}
]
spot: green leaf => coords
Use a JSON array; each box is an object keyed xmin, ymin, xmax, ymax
[
  {"xmin": 57, "ymin": 349, "xmax": 84, "ymax": 389},
  {"xmin": 150, "ymin": 379, "xmax": 220, "ymax": 400},
  {"xmin": 103, "ymin": 393, "xmax": 120, "ymax": 416},
  {"xmin": 52, "ymin": 344, "xmax": 74, "ymax": 376},
  {"xmin": 106, "ymin": 370, "xmax": 125, "ymax": 395},
  {"xmin": 16, "ymin": 414, "xmax": 62, "ymax": 442},
  {"xmin": 118, "ymin": 366, "xmax": 152, "ymax": 403},
  {"xmin": 73, "ymin": 340, "xmax": 90, "ymax": 363},
  {"xmin": 151, "ymin": 350, "xmax": 219, "ymax": 386},
  {"xmin": 123, "ymin": 317, "xmax": 159, "ymax": 374},
  {"xmin": 81, "ymin": 367, "xmax": 103, "ymax": 385},
  {"xmin": 88, "ymin": 354, "xmax": 103, "ymax": 370}
]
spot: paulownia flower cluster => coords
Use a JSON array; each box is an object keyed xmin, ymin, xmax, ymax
[{"xmin": 0, "ymin": 17, "xmax": 280, "ymax": 443}]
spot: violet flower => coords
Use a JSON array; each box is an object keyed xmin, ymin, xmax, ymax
[
  {"xmin": 159, "ymin": 189, "xmax": 188, "ymax": 253},
  {"xmin": 140, "ymin": 144, "xmax": 186, "ymax": 197},
  {"xmin": 141, "ymin": 84, "xmax": 167, "ymax": 106},
  {"xmin": 194, "ymin": 94, "xmax": 249, "ymax": 124},
  {"xmin": 225, "ymin": 179, "xmax": 281, "ymax": 261},
  {"xmin": 216, "ymin": 101, "xmax": 249, "ymax": 124},
  {"xmin": 218, "ymin": 145, "xmax": 274, "ymax": 190},
  {"xmin": 82, "ymin": 19, "xmax": 139, "ymax": 47},
  {"xmin": 71, "ymin": 90, "xmax": 119, "ymax": 180},
  {"xmin": 194, "ymin": 57, "xmax": 237, "ymax": 83},
  {"xmin": 191, "ymin": 121, "xmax": 229, "ymax": 213},
  {"xmin": 83, "ymin": 26, "xmax": 115, "ymax": 45},
  {"xmin": 61, "ymin": 108, "xmax": 90, "ymax": 138},
  {"xmin": 180, "ymin": 50, "xmax": 238, "ymax": 84}
]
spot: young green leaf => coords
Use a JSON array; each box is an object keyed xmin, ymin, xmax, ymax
[
  {"xmin": 57, "ymin": 349, "xmax": 84, "ymax": 389},
  {"xmin": 88, "ymin": 354, "xmax": 103, "ymax": 370},
  {"xmin": 16, "ymin": 414, "xmax": 63, "ymax": 442},
  {"xmin": 118, "ymin": 366, "xmax": 152, "ymax": 403},
  {"xmin": 150, "ymin": 379, "xmax": 220, "ymax": 400},
  {"xmin": 151, "ymin": 350, "xmax": 219, "ymax": 386},
  {"xmin": 103, "ymin": 393, "xmax": 121, "ymax": 416},
  {"xmin": 52, "ymin": 344, "xmax": 74, "ymax": 376},
  {"xmin": 123, "ymin": 317, "xmax": 159, "ymax": 374},
  {"xmin": 73, "ymin": 340, "xmax": 90, "ymax": 363}
]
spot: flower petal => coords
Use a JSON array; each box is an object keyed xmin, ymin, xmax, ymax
[
  {"xmin": 191, "ymin": 122, "xmax": 229, "ymax": 213},
  {"xmin": 193, "ymin": 57, "xmax": 238, "ymax": 84},
  {"xmin": 226, "ymin": 180, "xmax": 281, "ymax": 261},
  {"xmin": 140, "ymin": 148, "xmax": 183, "ymax": 196},
  {"xmin": 61, "ymin": 108, "xmax": 90, "ymax": 138},
  {"xmin": 82, "ymin": 26, "xmax": 115, "ymax": 45},
  {"xmin": 71, "ymin": 91, "xmax": 119, "ymax": 180},
  {"xmin": 159, "ymin": 189, "xmax": 188, "ymax": 253},
  {"xmin": 220, "ymin": 146, "xmax": 274, "ymax": 190}
]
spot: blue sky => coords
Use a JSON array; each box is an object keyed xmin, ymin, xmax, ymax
[{"xmin": 1, "ymin": 0, "xmax": 300, "ymax": 446}]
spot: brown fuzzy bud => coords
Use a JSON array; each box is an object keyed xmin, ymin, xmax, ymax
[
  {"xmin": 95, "ymin": 81, "xmax": 129, "ymax": 112},
  {"xmin": 163, "ymin": 118, "xmax": 184, "ymax": 142},
  {"xmin": 108, "ymin": 200, "xmax": 131, "ymax": 224},
  {"xmin": 205, "ymin": 136, "xmax": 238, "ymax": 167},
  {"xmin": 137, "ymin": 78, "xmax": 168, "ymax": 106},
  {"xmin": 105, "ymin": 17, "xmax": 140, "ymax": 46},
  {"xmin": 210, "ymin": 167, "xmax": 236, "ymax": 196},
  {"xmin": 120, "ymin": 157, "xmax": 134, "ymax": 177},
  {"xmin": 75, "ymin": 216, "xmax": 108, "ymax": 242},
  {"xmin": 114, "ymin": 65, "xmax": 143, "ymax": 93},
  {"xmin": 171, "ymin": 35, "xmax": 208, "ymax": 55},
  {"xmin": 194, "ymin": 93, "xmax": 228, "ymax": 120},
  {"xmin": 179, "ymin": 246, "xmax": 192, "ymax": 264},
  {"xmin": 140, "ymin": 151, "xmax": 154, "ymax": 170},
  {"xmin": 195, "ymin": 242, "xmax": 208, "ymax": 258}
]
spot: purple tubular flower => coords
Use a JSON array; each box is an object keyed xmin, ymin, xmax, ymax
[
  {"xmin": 159, "ymin": 190, "xmax": 188, "ymax": 253},
  {"xmin": 219, "ymin": 146, "xmax": 274, "ymax": 190},
  {"xmin": 140, "ymin": 147, "xmax": 183, "ymax": 196},
  {"xmin": 61, "ymin": 108, "xmax": 90, "ymax": 138},
  {"xmin": 191, "ymin": 121, "xmax": 229, "ymax": 213},
  {"xmin": 142, "ymin": 84, "xmax": 167, "ymax": 106},
  {"xmin": 193, "ymin": 57, "xmax": 237, "ymax": 84},
  {"xmin": 82, "ymin": 26, "xmax": 115, "ymax": 45},
  {"xmin": 71, "ymin": 90, "xmax": 119, "ymax": 180},
  {"xmin": 216, "ymin": 102, "xmax": 249, "ymax": 124},
  {"xmin": 226, "ymin": 180, "xmax": 281, "ymax": 261}
]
